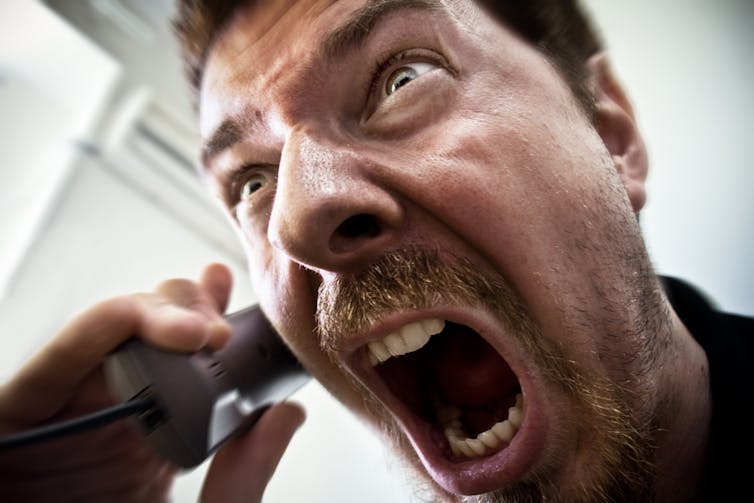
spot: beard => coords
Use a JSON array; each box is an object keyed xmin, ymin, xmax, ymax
[{"xmin": 315, "ymin": 246, "xmax": 658, "ymax": 502}]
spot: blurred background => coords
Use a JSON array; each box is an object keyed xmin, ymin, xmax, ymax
[{"xmin": 1, "ymin": 0, "xmax": 752, "ymax": 501}]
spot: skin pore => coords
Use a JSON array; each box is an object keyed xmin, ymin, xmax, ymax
[{"xmin": 198, "ymin": 0, "xmax": 710, "ymax": 501}]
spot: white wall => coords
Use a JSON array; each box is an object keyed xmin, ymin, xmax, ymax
[
  {"xmin": 584, "ymin": 0, "xmax": 754, "ymax": 316},
  {"xmin": 1, "ymin": 2, "xmax": 752, "ymax": 503},
  {"xmin": 0, "ymin": 0, "xmax": 121, "ymax": 301}
]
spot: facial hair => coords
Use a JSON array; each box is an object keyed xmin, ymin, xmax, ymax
[{"xmin": 315, "ymin": 247, "xmax": 656, "ymax": 502}]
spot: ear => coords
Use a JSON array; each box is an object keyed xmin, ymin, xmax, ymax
[{"xmin": 587, "ymin": 53, "xmax": 649, "ymax": 212}]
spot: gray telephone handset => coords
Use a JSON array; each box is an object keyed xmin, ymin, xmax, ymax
[{"xmin": 104, "ymin": 306, "xmax": 310, "ymax": 468}]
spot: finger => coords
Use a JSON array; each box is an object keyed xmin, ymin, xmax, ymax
[
  {"xmin": 152, "ymin": 275, "xmax": 231, "ymax": 350},
  {"xmin": 199, "ymin": 263, "xmax": 233, "ymax": 315},
  {"xmin": 138, "ymin": 292, "xmax": 229, "ymax": 351},
  {"xmin": 0, "ymin": 265, "xmax": 233, "ymax": 424},
  {"xmin": 0, "ymin": 296, "xmax": 145, "ymax": 422},
  {"xmin": 200, "ymin": 402, "xmax": 305, "ymax": 503},
  {"xmin": 0, "ymin": 293, "xmax": 224, "ymax": 424}
]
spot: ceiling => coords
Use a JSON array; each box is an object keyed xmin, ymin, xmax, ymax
[{"xmin": 44, "ymin": 0, "xmax": 197, "ymax": 148}]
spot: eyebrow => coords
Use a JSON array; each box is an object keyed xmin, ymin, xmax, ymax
[
  {"xmin": 322, "ymin": 0, "xmax": 442, "ymax": 60},
  {"xmin": 200, "ymin": 0, "xmax": 443, "ymax": 168},
  {"xmin": 201, "ymin": 116, "xmax": 244, "ymax": 167}
]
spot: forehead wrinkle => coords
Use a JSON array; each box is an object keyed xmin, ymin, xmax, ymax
[
  {"xmin": 322, "ymin": 0, "xmax": 444, "ymax": 60},
  {"xmin": 202, "ymin": 0, "xmax": 446, "ymax": 169},
  {"xmin": 202, "ymin": 1, "xmax": 339, "ymax": 169}
]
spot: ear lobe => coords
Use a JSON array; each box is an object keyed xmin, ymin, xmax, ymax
[{"xmin": 588, "ymin": 53, "xmax": 649, "ymax": 212}]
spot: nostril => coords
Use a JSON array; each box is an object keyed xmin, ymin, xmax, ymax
[
  {"xmin": 336, "ymin": 213, "xmax": 381, "ymax": 239},
  {"xmin": 331, "ymin": 214, "xmax": 382, "ymax": 253}
]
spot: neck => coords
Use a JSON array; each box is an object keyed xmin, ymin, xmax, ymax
[{"xmin": 652, "ymin": 309, "xmax": 711, "ymax": 502}]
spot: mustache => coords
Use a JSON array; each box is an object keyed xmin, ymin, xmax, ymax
[{"xmin": 315, "ymin": 247, "xmax": 532, "ymax": 353}]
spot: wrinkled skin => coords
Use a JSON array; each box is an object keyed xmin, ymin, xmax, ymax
[{"xmin": 198, "ymin": 0, "xmax": 709, "ymax": 501}]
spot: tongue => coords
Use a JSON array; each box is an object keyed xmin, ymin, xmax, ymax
[{"xmin": 431, "ymin": 323, "xmax": 518, "ymax": 407}]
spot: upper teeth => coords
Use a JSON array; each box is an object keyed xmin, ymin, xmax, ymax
[{"xmin": 368, "ymin": 318, "xmax": 445, "ymax": 365}]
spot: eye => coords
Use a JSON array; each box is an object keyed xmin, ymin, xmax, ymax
[
  {"xmin": 384, "ymin": 62, "xmax": 436, "ymax": 96},
  {"xmin": 239, "ymin": 172, "xmax": 267, "ymax": 200}
]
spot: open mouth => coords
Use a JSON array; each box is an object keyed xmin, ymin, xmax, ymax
[{"xmin": 364, "ymin": 318, "xmax": 525, "ymax": 461}]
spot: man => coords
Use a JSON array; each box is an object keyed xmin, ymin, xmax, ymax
[{"xmin": 0, "ymin": 0, "xmax": 751, "ymax": 501}]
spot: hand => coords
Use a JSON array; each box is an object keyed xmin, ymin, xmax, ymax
[{"xmin": 0, "ymin": 263, "xmax": 305, "ymax": 502}]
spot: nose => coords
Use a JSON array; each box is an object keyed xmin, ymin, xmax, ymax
[{"xmin": 267, "ymin": 131, "xmax": 405, "ymax": 272}]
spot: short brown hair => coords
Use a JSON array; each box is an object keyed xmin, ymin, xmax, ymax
[{"xmin": 173, "ymin": 0, "xmax": 602, "ymax": 113}]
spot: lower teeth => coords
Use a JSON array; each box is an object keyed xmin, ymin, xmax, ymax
[{"xmin": 439, "ymin": 393, "xmax": 524, "ymax": 459}]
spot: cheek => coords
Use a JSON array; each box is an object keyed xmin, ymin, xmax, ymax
[
  {"xmin": 396, "ymin": 91, "xmax": 628, "ymax": 302},
  {"xmin": 234, "ymin": 198, "xmax": 314, "ymax": 348},
  {"xmin": 428, "ymin": 92, "xmax": 614, "ymax": 223},
  {"xmin": 237, "ymin": 227, "xmax": 365, "ymax": 405},
  {"xmin": 410, "ymin": 111, "xmax": 566, "ymax": 233}
]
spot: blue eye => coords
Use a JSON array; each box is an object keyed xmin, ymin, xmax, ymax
[{"xmin": 385, "ymin": 62, "xmax": 436, "ymax": 95}]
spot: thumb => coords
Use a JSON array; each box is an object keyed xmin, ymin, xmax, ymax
[{"xmin": 200, "ymin": 402, "xmax": 306, "ymax": 503}]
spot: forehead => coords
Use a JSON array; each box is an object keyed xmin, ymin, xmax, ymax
[
  {"xmin": 199, "ymin": 0, "xmax": 329, "ymax": 130},
  {"xmin": 198, "ymin": 0, "xmax": 452, "ymax": 138},
  {"xmin": 206, "ymin": 0, "xmax": 342, "ymax": 77}
]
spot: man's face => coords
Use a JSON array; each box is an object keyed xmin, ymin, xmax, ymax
[{"xmin": 199, "ymin": 0, "xmax": 659, "ymax": 500}]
